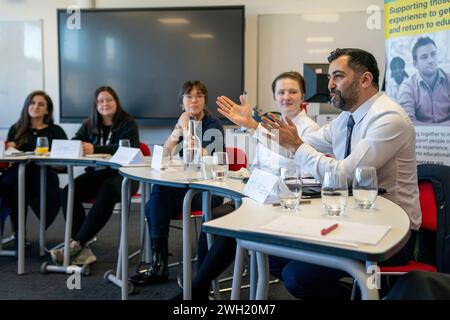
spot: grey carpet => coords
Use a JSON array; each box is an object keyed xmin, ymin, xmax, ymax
[{"xmin": 0, "ymin": 205, "xmax": 295, "ymax": 300}]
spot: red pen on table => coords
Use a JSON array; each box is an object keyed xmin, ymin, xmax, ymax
[{"xmin": 321, "ymin": 223, "xmax": 339, "ymax": 236}]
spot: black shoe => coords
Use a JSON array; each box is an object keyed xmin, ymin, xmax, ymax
[
  {"xmin": 130, "ymin": 237, "xmax": 169, "ymax": 286},
  {"xmin": 129, "ymin": 261, "xmax": 169, "ymax": 285}
]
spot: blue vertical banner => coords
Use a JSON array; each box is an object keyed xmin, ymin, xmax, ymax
[{"xmin": 385, "ymin": 0, "xmax": 450, "ymax": 165}]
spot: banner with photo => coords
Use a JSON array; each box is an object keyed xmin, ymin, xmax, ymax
[{"xmin": 385, "ymin": 0, "xmax": 450, "ymax": 165}]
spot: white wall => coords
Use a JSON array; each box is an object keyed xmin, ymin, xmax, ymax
[{"xmin": 0, "ymin": 0, "xmax": 384, "ymax": 146}]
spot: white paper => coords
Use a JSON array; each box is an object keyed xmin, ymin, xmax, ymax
[
  {"xmin": 244, "ymin": 215, "xmax": 391, "ymax": 246},
  {"xmin": 109, "ymin": 146, "xmax": 145, "ymax": 166},
  {"xmin": 0, "ymin": 140, "xmax": 4, "ymax": 157},
  {"xmin": 151, "ymin": 145, "xmax": 164, "ymax": 170},
  {"xmin": 243, "ymin": 168, "xmax": 279, "ymax": 203},
  {"xmin": 5, "ymin": 147, "xmax": 19, "ymax": 156},
  {"xmin": 50, "ymin": 139, "xmax": 82, "ymax": 158}
]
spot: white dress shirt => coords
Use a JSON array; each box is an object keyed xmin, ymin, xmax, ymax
[
  {"xmin": 296, "ymin": 93, "xmax": 421, "ymax": 230},
  {"xmin": 253, "ymin": 110, "xmax": 320, "ymax": 175}
]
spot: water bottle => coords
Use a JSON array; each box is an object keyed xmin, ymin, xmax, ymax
[{"xmin": 183, "ymin": 116, "xmax": 201, "ymax": 173}]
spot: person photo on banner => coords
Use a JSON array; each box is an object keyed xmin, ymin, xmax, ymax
[
  {"xmin": 386, "ymin": 56, "xmax": 409, "ymax": 102},
  {"xmin": 398, "ymin": 35, "xmax": 450, "ymax": 125}
]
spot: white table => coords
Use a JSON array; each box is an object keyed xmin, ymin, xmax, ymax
[
  {"xmin": 33, "ymin": 156, "xmax": 151, "ymax": 276},
  {"xmin": 32, "ymin": 156, "xmax": 98, "ymax": 275},
  {"xmin": 118, "ymin": 167, "xmax": 250, "ymax": 300},
  {"xmin": 118, "ymin": 166, "xmax": 193, "ymax": 300},
  {"xmin": 0, "ymin": 155, "xmax": 30, "ymax": 274},
  {"xmin": 203, "ymin": 196, "xmax": 411, "ymax": 300}
]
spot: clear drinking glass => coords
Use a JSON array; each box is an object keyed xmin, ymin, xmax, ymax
[
  {"xmin": 353, "ymin": 166, "xmax": 378, "ymax": 209},
  {"xmin": 321, "ymin": 171, "xmax": 349, "ymax": 216},
  {"xmin": 35, "ymin": 137, "xmax": 49, "ymax": 156},
  {"xmin": 201, "ymin": 155, "xmax": 214, "ymax": 180},
  {"xmin": 162, "ymin": 146, "xmax": 172, "ymax": 169},
  {"xmin": 119, "ymin": 139, "xmax": 130, "ymax": 148},
  {"xmin": 212, "ymin": 152, "xmax": 229, "ymax": 182},
  {"xmin": 278, "ymin": 167, "xmax": 302, "ymax": 210}
]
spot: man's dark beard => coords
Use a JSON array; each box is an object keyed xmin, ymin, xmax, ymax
[
  {"xmin": 330, "ymin": 89, "xmax": 351, "ymax": 111},
  {"xmin": 329, "ymin": 80, "xmax": 359, "ymax": 111}
]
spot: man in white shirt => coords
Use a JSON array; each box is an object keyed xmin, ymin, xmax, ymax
[{"xmin": 259, "ymin": 48, "xmax": 421, "ymax": 299}]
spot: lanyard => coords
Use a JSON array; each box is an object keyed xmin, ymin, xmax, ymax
[{"xmin": 99, "ymin": 128, "xmax": 112, "ymax": 146}]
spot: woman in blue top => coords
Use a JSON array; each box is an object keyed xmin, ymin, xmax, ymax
[
  {"xmin": 131, "ymin": 80, "xmax": 225, "ymax": 285},
  {"xmin": 0, "ymin": 91, "xmax": 67, "ymax": 237}
]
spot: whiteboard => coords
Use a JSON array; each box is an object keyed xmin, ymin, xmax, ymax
[
  {"xmin": 257, "ymin": 12, "xmax": 385, "ymax": 113},
  {"xmin": 0, "ymin": 20, "xmax": 43, "ymax": 129}
]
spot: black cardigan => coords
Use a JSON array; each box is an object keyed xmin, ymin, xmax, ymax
[{"xmin": 73, "ymin": 118, "xmax": 140, "ymax": 154}]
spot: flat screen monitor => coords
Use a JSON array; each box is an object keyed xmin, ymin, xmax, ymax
[
  {"xmin": 303, "ymin": 63, "xmax": 329, "ymax": 103},
  {"xmin": 57, "ymin": 6, "xmax": 245, "ymax": 124}
]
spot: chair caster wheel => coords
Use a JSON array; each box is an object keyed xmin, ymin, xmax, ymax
[
  {"xmin": 82, "ymin": 265, "xmax": 90, "ymax": 276},
  {"xmin": 104, "ymin": 270, "xmax": 114, "ymax": 282},
  {"xmin": 40, "ymin": 262, "xmax": 49, "ymax": 274}
]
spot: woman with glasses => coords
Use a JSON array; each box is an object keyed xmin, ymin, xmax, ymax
[
  {"xmin": 130, "ymin": 80, "xmax": 225, "ymax": 286},
  {"xmin": 0, "ymin": 91, "xmax": 67, "ymax": 240},
  {"xmin": 172, "ymin": 71, "xmax": 320, "ymax": 300},
  {"xmin": 50, "ymin": 86, "xmax": 139, "ymax": 266}
]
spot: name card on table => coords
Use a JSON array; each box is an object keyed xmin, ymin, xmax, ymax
[
  {"xmin": 0, "ymin": 140, "xmax": 4, "ymax": 157},
  {"xmin": 50, "ymin": 140, "xmax": 82, "ymax": 158},
  {"xmin": 109, "ymin": 147, "xmax": 145, "ymax": 166},
  {"xmin": 243, "ymin": 168, "xmax": 279, "ymax": 203},
  {"xmin": 151, "ymin": 145, "xmax": 164, "ymax": 170}
]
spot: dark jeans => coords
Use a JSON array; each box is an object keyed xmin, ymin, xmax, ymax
[
  {"xmin": 0, "ymin": 163, "xmax": 61, "ymax": 233},
  {"xmin": 269, "ymin": 230, "xmax": 418, "ymax": 299},
  {"xmin": 61, "ymin": 169, "xmax": 138, "ymax": 245},
  {"xmin": 145, "ymin": 184, "xmax": 222, "ymax": 240}
]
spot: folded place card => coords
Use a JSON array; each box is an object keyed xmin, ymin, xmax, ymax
[
  {"xmin": 243, "ymin": 168, "xmax": 279, "ymax": 203},
  {"xmin": 151, "ymin": 145, "xmax": 164, "ymax": 170},
  {"xmin": 50, "ymin": 139, "xmax": 82, "ymax": 158},
  {"xmin": 109, "ymin": 146, "xmax": 145, "ymax": 166}
]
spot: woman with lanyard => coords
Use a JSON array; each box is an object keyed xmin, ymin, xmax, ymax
[
  {"xmin": 50, "ymin": 86, "xmax": 139, "ymax": 265},
  {"xmin": 0, "ymin": 91, "xmax": 67, "ymax": 241}
]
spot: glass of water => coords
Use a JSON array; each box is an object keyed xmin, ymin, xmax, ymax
[
  {"xmin": 353, "ymin": 166, "xmax": 378, "ymax": 209},
  {"xmin": 321, "ymin": 171, "xmax": 349, "ymax": 216},
  {"xmin": 212, "ymin": 152, "xmax": 229, "ymax": 182},
  {"xmin": 278, "ymin": 167, "xmax": 302, "ymax": 210},
  {"xmin": 119, "ymin": 139, "xmax": 130, "ymax": 148}
]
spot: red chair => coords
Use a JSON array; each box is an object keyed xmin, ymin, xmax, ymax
[
  {"xmin": 380, "ymin": 181, "xmax": 437, "ymax": 274},
  {"xmin": 226, "ymin": 147, "xmax": 248, "ymax": 172},
  {"xmin": 351, "ymin": 179, "xmax": 440, "ymax": 299},
  {"xmin": 139, "ymin": 142, "xmax": 151, "ymax": 157}
]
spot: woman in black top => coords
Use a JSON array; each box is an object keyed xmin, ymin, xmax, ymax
[
  {"xmin": 0, "ymin": 90, "xmax": 67, "ymax": 236},
  {"xmin": 50, "ymin": 86, "xmax": 139, "ymax": 265},
  {"xmin": 130, "ymin": 80, "xmax": 225, "ymax": 285}
]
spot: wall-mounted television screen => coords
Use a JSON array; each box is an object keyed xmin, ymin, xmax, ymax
[{"xmin": 57, "ymin": 6, "xmax": 245, "ymax": 124}]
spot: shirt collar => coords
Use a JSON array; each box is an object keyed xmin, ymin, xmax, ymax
[
  {"xmin": 418, "ymin": 68, "xmax": 448, "ymax": 89},
  {"xmin": 290, "ymin": 110, "xmax": 306, "ymax": 122},
  {"xmin": 349, "ymin": 92, "xmax": 381, "ymax": 124}
]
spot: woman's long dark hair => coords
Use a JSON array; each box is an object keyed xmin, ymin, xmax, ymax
[
  {"xmin": 86, "ymin": 86, "xmax": 132, "ymax": 136},
  {"xmin": 13, "ymin": 90, "xmax": 54, "ymax": 148}
]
